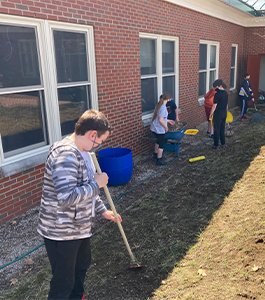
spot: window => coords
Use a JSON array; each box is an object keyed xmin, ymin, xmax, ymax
[
  {"xmin": 140, "ymin": 33, "xmax": 179, "ymax": 119},
  {"xmin": 0, "ymin": 24, "xmax": 46, "ymax": 158},
  {"xmin": 199, "ymin": 41, "xmax": 219, "ymax": 103},
  {"xmin": 0, "ymin": 15, "xmax": 98, "ymax": 176},
  {"xmin": 230, "ymin": 44, "xmax": 238, "ymax": 90},
  {"xmin": 53, "ymin": 30, "xmax": 91, "ymax": 136}
]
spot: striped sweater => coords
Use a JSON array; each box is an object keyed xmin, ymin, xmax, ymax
[{"xmin": 37, "ymin": 137, "xmax": 107, "ymax": 241}]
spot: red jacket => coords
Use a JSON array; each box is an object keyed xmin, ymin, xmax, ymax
[{"xmin": 204, "ymin": 89, "xmax": 217, "ymax": 108}]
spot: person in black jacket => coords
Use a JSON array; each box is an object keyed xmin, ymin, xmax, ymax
[
  {"xmin": 209, "ymin": 79, "xmax": 228, "ymax": 150},
  {"xmin": 239, "ymin": 73, "xmax": 254, "ymax": 121}
]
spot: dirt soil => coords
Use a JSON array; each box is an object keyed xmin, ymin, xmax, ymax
[{"xmin": 1, "ymin": 106, "xmax": 265, "ymax": 300}]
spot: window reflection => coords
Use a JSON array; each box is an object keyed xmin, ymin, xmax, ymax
[
  {"xmin": 162, "ymin": 41, "xmax": 174, "ymax": 74},
  {"xmin": 53, "ymin": 31, "xmax": 88, "ymax": 83},
  {"xmin": 199, "ymin": 72, "xmax": 206, "ymax": 97},
  {"xmin": 58, "ymin": 86, "xmax": 90, "ymax": 136},
  {"xmin": 141, "ymin": 78, "xmax": 157, "ymax": 115},
  {"xmin": 0, "ymin": 25, "xmax": 41, "ymax": 88},
  {"xmin": 140, "ymin": 38, "xmax": 156, "ymax": 75},
  {"xmin": 163, "ymin": 76, "xmax": 175, "ymax": 99},
  {"xmin": 0, "ymin": 91, "xmax": 47, "ymax": 156}
]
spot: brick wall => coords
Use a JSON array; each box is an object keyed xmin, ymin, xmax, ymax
[
  {"xmin": 0, "ymin": 164, "xmax": 45, "ymax": 223},
  {"xmin": 0, "ymin": 0, "xmax": 251, "ymax": 223},
  {"xmin": 243, "ymin": 27, "xmax": 265, "ymax": 66},
  {"xmin": 242, "ymin": 27, "xmax": 265, "ymax": 75}
]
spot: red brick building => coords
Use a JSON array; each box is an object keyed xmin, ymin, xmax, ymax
[{"xmin": 0, "ymin": 0, "xmax": 265, "ymax": 223}]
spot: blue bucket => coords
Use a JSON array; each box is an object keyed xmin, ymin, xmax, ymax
[{"xmin": 97, "ymin": 148, "xmax": 133, "ymax": 186}]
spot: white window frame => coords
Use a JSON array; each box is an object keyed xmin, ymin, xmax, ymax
[
  {"xmin": 230, "ymin": 44, "xmax": 238, "ymax": 91},
  {"xmin": 0, "ymin": 14, "xmax": 98, "ymax": 177},
  {"xmin": 139, "ymin": 33, "xmax": 179, "ymax": 123},
  {"xmin": 199, "ymin": 40, "xmax": 219, "ymax": 106}
]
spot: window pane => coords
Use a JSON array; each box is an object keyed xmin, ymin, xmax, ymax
[
  {"xmin": 58, "ymin": 85, "xmax": 90, "ymax": 136},
  {"xmin": 140, "ymin": 38, "xmax": 156, "ymax": 75},
  {"xmin": 53, "ymin": 31, "xmax": 88, "ymax": 83},
  {"xmin": 163, "ymin": 75, "xmax": 175, "ymax": 99},
  {"xmin": 231, "ymin": 47, "xmax": 236, "ymax": 67},
  {"xmin": 230, "ymin": 68, "xmax": 235, "ymax": 88},
  {"xmin": 199, "ymin": 72, "xmax": 206, "ymax": 97},
  {"xmin": 199, "ymin": 44, "xmax": 207, "ymax": 70},
  {"xmin": 209, "ymin": 70, "xmax": 216, "ymax": 90},
  {"xmin": 141, "ymin": 77, "xmax": 157, "ymax": 115},
  {"xmin": 162, "ymin": 40, "xmax": 174, "ymax": 74},
  {"xmin": 210, "ymin": 45, "xmax": 216, "ymax": 69},
  {"xmin": 0, "ymin": 25, "xmax": 41, "ymax": 88},
  {"xmin": 0, "ymin": 91, "xmax": 47, "ymax": 155}
]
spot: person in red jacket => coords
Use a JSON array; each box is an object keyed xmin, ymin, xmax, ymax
[{"xmin": 204, "ymin": 88, "xmax": 217, "ymax": 138}]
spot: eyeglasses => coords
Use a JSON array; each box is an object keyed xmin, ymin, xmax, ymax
[
  {"xmin": 91, "ymin": 135, "xmax": 103, "ymax": 151},
  {"xmin": 92, "ymin": 136, "xmax": 101, "ymax": 147}
]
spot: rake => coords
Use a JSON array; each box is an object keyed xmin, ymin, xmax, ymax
[{"xmin": 91, "ymin": 152, "xmax": 141, "ymax": 269}]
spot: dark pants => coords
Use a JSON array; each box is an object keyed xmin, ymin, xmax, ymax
[
  {"xmin": 44, "ymin": 237, "xmax": 91, "ymax": 300},
  {"xmin": 239, "ymin": 95, "xmax": 247, "ymax": 118},
  {"xmin": 152, "ymin": 132, "xmax": 165, "ymax": 149},
  {"xmin": 213, "ymin": 111, "xmax": 226, "ymax": 147}
]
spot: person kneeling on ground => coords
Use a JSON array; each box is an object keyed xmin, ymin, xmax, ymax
[
  {"xmin": 37, "ymin": 109, "xmax": 122, "ymax": 300},
  {"xmin": 150, "ymin": 92, "xmax": 172, "ymax": 165}
]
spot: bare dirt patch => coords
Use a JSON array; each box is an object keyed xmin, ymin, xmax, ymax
[{"xmin": 1, "ymin": 106, "xmax": 265, "ymax": 300}]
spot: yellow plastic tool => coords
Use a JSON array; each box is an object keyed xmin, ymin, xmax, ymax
[
  {"xmin": 226, "ymin": 111, "xmax": 233, "ymax": 123},
  {"xmin": 189, "ymin": 156, "xmax": 205, "ymax": 162},
  {"xmin": 184, "ymin": 129, "xmax": 199, "ymax": 135},
  {"xmin": 209, "ymin": 115, "xmax": 213, "ymax": 126},
  {"xmin": 209, "ymin": 111, "xmax": 233, "ymax": 125}
]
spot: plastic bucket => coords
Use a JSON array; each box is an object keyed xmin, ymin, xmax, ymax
[{"xmin": 97, "ymin": 148, "xmax": 133, "ymax": 186}]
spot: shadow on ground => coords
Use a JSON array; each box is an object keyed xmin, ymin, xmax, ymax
[{"xmin": 85, "ymin": 108, "xmax": 265, "ymax": 300}]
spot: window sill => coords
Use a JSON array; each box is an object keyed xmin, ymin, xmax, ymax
[
  {"xmin": 142, "ymin": 116, "xmax": 152, "ymax": 127},
  {"xmin": 230, "ymin": 88, "xmax": 237, "ymax": 94},
  {"xmin": 198, "ymin": 98, "xmax": 205, "ymax": 106},
  {"xmin": 0, "ymin": 147, "xmax": 49, "ymax": 178}
]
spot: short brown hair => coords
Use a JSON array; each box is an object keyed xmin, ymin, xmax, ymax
[{"xmin": 74, "ymin": 109, "xmax": 111, "ymax": 137}]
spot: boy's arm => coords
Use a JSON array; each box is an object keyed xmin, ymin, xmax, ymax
[
  {"xmin": 175, "ymin": 107, "xmax": 179, "ymax": 121},
  {"xmin": 51, "ymin": 151, "xmax": 100, "ymax": 208},
  {"xmin": 209, "ymin": 103, "xmax": 217, "ymax": 118}
]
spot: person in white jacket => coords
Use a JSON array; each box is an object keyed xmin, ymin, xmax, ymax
[{"xmin": 37, "ymin": 109, "xmax": 122, "ymax": 300}]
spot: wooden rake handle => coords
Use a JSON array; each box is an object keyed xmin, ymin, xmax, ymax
[{"xmin": 91, "ymin": 152, "xmax": 137, "ymax": 263}]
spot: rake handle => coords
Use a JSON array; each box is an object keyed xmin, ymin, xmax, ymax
[{"xmin": 91, "ymin": 152, "xmax": 137, "ymax": 263}]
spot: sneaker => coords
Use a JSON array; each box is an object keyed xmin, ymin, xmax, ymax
[
  {"xmin": 82, "ymin": 296, "xmax": 85, "ymax": 300},
  {"xmin": 156, "ymin": 158, "xmax": 167, "ymax": 165},
  {"xmin": 206, "ymin": 131, "xmax": 210, "ymax": 136},
  {"xmin": 153, "ymin": 153, "xmax": 157, "ymax": 160},
  {"xmin": 209, "ymin": 134, "xmax": 214, "ymax": 139},
  {"xmin": 221, "ymin": 144, "xmax": 227, "ymax": 148},
  {"xmin": 212, "ymin": 145, "xmax": 219, "ymax": 150},
  {"xmin": 240, "ymin": 117, "xmax": 244, "ymax": 121},
  {"xmin": 243, "ymin": 114, "xmax": 249, "ymax": 119}
]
